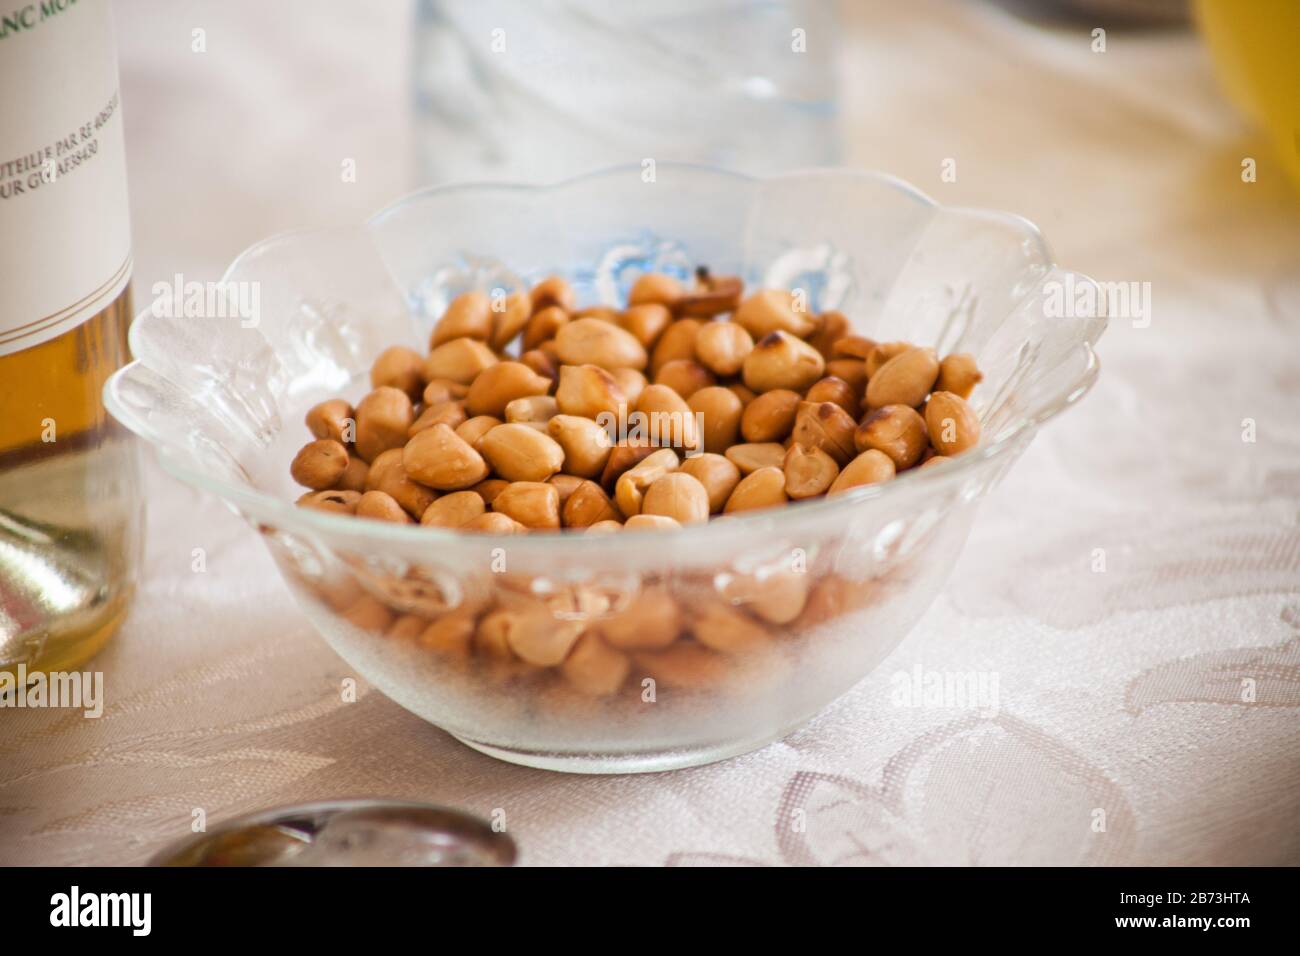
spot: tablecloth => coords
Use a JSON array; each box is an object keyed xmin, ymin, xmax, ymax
[{"xmin": 2, "ymin": 0, "xmax": 1298, "ymax": 866}]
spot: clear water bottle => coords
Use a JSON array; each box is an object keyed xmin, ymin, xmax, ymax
[{"xmin": 412, "ymin": 0, "xmax": 840, "ymax": 184}]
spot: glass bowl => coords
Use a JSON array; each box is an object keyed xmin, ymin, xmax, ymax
[{"xmin": 104, "ymin": 165, "xmax": 1106, "ymax": 773}]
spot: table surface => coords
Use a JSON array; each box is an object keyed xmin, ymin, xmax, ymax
[{"xmin": 3, "ymin": 0, "xmax": 1298, "ymax": 866}]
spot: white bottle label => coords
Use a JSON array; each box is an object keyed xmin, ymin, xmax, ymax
[{"xmin": 0, "ymin": 0, "xmax": 132, "ymax": 357}]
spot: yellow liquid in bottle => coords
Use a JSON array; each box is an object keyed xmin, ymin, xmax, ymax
[{"xmin": 0, "ymin": 289, "xmax": 142, "ymax": 676}]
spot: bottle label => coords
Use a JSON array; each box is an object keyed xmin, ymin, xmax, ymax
[{"xmin": 0, "ymin": 0, "xmax": 132, "ymax": 357}]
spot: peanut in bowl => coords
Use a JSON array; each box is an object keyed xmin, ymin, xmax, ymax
[{"xmin": 104, "ymin": 165, "xmax": 1106, "ymax": 773}]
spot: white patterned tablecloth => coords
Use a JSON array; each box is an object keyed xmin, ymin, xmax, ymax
[{"xmin": 2, "ymin": 0, "xmax": 1297, "ymax": 866}]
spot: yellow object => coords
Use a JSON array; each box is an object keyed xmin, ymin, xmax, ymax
[{"xmin": 1195, "ymin": 0, "xmax": 1300, "ymax": 190}]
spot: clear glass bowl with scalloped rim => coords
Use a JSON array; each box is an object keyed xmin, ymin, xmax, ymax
[{"xmin": 105, "ymin": 165, "xmax": 1106, "ymax": 773}]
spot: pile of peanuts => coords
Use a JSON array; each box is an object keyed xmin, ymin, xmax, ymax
[
  {"xmin": 290, "ymin": 269, "xmax": 983, "ymax": 533},
  {"xmin": 284, "ymin": 270, "xmax": 985, "ymax": 699}
]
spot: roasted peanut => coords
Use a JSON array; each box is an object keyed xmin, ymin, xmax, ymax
[
  {"xmin": 654, "ymin": 358, "xmax": 715, "ymax": 398},
  {"xmin": 370, "ymin": 345, "xmax": 426, "ymax": 400},
  {"xmin": 354, "ymin": 387, "xmax": 414, "ymax": 462},
  {"xmin": 420, "ymin": 490, "xmax": 485, "ymax": 528},
  {"xmin": 724, "ymin": 465, "xmax": 789, "ymax": 513},
  {"xmin": 610, "ymin": 368, "xmax": 647, "ymax": 405},
  {"xmin": 479, "ymin": 423, "xmax": 566, "ymax": 482},
  {"xmin": 649, "ymin": 318, "xmax": 701, "ymax": 376},
  {"xmin": 718, "ymin": 569, "xmax": 809, "ymax": 625},
  {"xmin": 547, "ymin": 472, "xmax": 584, "ymax": 504},
  {"xmin": 632, "ymin": 642, "xmax": 728, "ymax": 689},
  {"xmin": 306, "ymin": 398, "xmax": 354, "ymax": 445},
  {"xmin": 680, "ymin": 453, "xmax": 741, "ymax": 513},
  {"xmin": 678, "ymin": 269, "xmax": 743, "ymax": 318},
  {"xmin": 297, "ymin": 488, "xmax": 361, "ymax": 514},
  {"xmin": 562, "ymin": 479, "xmax": 621, "ymax": 527},
  {"xmin": 523, "ymin": 305, "xmax": 569, "ymax": 351},
  {"xmin": 865, "ymin": 341, "xmax": 911, "ymax": 378},
  {"xmin": 828, "ymin": 449, "xmax": 896, "ymax": 494},
  {"xmin": 519, "ymin": 348, "xmax": 558, "ymax": 382},
  {"xmin": 462, "ymin": 511, "xmax": 525, "ymax": 534},
  {"xmin": 728, "ymin": 382, "xmax": 759, "ymax": 405},
  {"xmin": 417, "ymin": 610, "xmax": 476, "ymax": 658},
  {"xmin": 431, "ymin": 290, "xmax": 492, "ymax": 346},
  {"xmin": 809, "ymin": 310, "xmax": 851, "ymax": 359},
  {"xmin": 825, "ymin": 358, "xmax": 867, "ymax": 394},
  {"xmin": 423, "ymin": 337, "xmax": 498, "ymax": 386},
  {"xmin": 599, "ymin": 587, "xmax": 682, "ymax": 650},
  {"xmin": 855, "ymin": 404, "xmax": 929, "ymax": 469},
  {"xmin": 340, "ymin": 594, "xmax": 394, "ymax": 632},
  {"xmin": 831, "ymin": 335, "xmax": 876, "ymax": 361},
  {"xmin": 691, "ymin": 600, "xmax": 773, "ymax": 655},
  {"xmin": 623, "ymin": 513, "xmax": 681, "ymax": 531},
  {"xmin": 585, "ymin": 519, "xmax": 624, "ymax": 533},
  {"xmin": 356, "ymin": 489, "xmax": 412, "ymax": 523},
  {"xmin": 422, "ymin": 378, "xmax": 469, "ymax": 406},
  {"xmin": 504, "ymin": 395, "xmax": 559, "ymax": 426},
  {"xmin": 783, "ymin": 443, "xmax": 839, "ymax": 499},
  {"xmin": 865, "ymin": 346, "xmax": 940, "ymax": 409},
  {"xmin": 791, "ymin": 400, "xmax": 857, "ymax": 464},
  {"xmin": 537, "ymin": 337, "xmax": 562, "ymax": 365},
  {"xmin": 490, "ymin": 603, "xmax": 584, "ymax": 667},
  {"xmin": 724, "ymin": 442, "xmax": 787, "ymax": 475},
  {"xmin": 634, "ymin": 383, "xmax": 700, "ymax": 453},
  {"xmin": 335, "ymin": 455, "xmax": 369, "ymax": 492},
  {"xmin": 599, "ymin": 439, "xmax": 656, "ymax": 488},
  {"xmin": 924, "ymin": 391, "xmax": 981, "ymax": 455},
  {"xmin": 561, "ymin": 634, "xmax": 631, "ymax": 697},
  {"xmin": 402, "ymin": 423, "xmax": 490, "ymax": 490},
  {"xmin": 456, "ymin": 414, "xmax": 503, "ymax": 448},
  {"xmin": 935, "ymin": 352, "xmax": 983, "ymax": 399},
  {"xmin": 387, "ymin": 614, "xmax": 428, "ymax": 642},
  {"xmin": 291, "ymin": 439, "xmax": 349, "ymax": 489},
  {"xmin": 408, "ymin": 399, "xmax": 468, "ymax": 437},
  {"xmin": 740, "ymin": 388, "xmax": 801, "ymax": 443},
  {"xmin": 472, "ymin": 478, "xmax": 510, "ymax": 505},
  {"xmin": 805, "ymin": 375, "xmax": 859, "ymax": 418},
  {"xmin": 614, "ymin": 448, "xmax": 679, "ymax": 516},
  {"xmin": 641, "ymin": 472, "xmax": 710, "ymax": 525},
  {"xmin": 742, "ymin": 331, "xmax": 825, "ymax": 393},
  {"xmin": 530, "ymin": 275, "xmax": 576, "ymax": 313},
  {"xmin": 546, "ymin": 414, "xmax": 613, "ymax": 479},
  {"xmin": 555, "ymin": 364, "xmax": 625, "ymax": 420},
  {"xmin": 489, "ymin": 290, "xmax": 532, "ymax": 351},
  {"xmin": 618, "ymin": 303, "xmax": 673, "ymax": 349},
  {"xmin": 628, "ymin": 272, "xmax": 684, "ymax": 310},
  {"xmin": 366, "ymin": 448, "xmax": 438, "ymax": 517},
  {"xmin": 491, "ymin": 481, "xmax": 561, "ymax": 530},
  {"xmin": 555, "ymin": 316, "xmax": 648, "ymax": 370},
  {"xmin": 694, "ymin": 321, "xmax": 754, "ymax": 376},
  {"xmin": 734, "ymin": 289, "xmax": 817, "ymax": 339},
  {"xmin": 575, "ymin": 305, "xmax": 620, "ymax": 322},
  {"xmin": 688, "ymin": 385, "xmax": 743, "ymax": 454},
  {"xmin": 464, "ymin": 361, "xmax": 552, "ymax": 418}
]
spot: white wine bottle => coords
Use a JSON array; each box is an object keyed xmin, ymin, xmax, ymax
[{"xmin": 0, "ymin": 1, "xmax": 142, "ymax": 675}]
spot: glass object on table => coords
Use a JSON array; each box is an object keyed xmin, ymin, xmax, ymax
[
  {"xmin": 0, "ymin": 0, "xmax": 142, "ymax": 677},
  {"xmin": 412, "ymin": 0, "xmax": 840, "ymax": 184}
]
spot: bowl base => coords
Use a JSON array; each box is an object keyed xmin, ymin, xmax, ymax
[{"xmin": 450, "ymin": 727, "xmax": 799, "ymax": 774}]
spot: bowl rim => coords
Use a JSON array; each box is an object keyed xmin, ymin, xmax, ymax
[{"xmin": 106, "ymin": 163, "xmax": 1107, "ymax": 553}]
